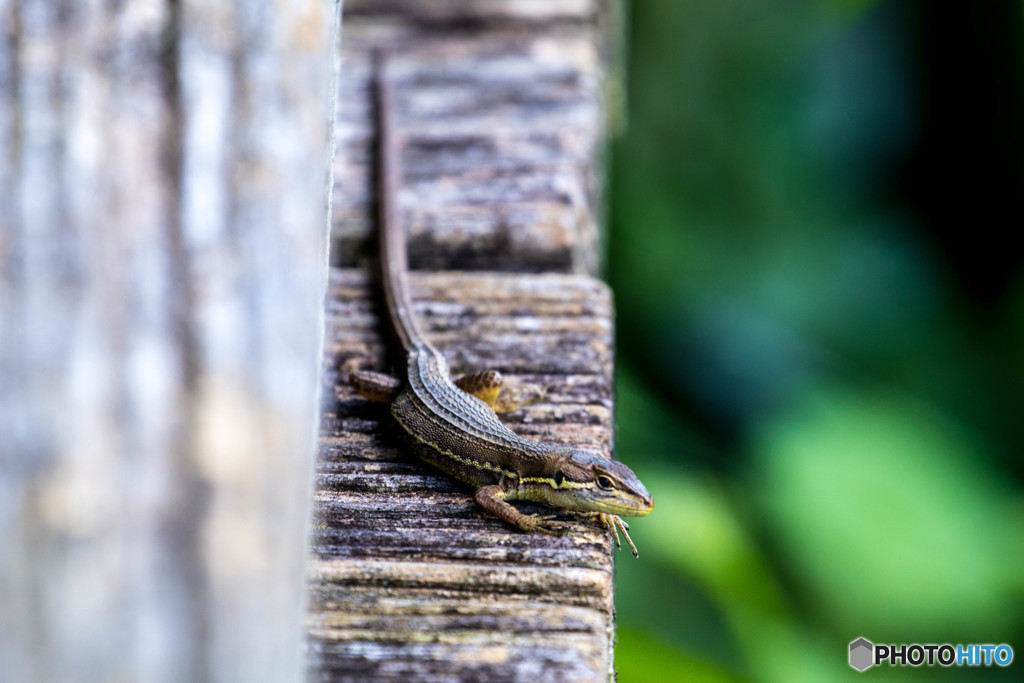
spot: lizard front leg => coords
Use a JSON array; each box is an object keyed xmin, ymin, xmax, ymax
[
  {"xmin": 474, "ymin": 485, "xmax": 569, "ymax": 536},
  {"xmin": 591, "ymin": 512, "xmax": 639, "ymax": 558}
]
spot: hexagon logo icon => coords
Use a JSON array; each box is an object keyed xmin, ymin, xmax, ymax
[{"xmin": 849, "ymin": 637, "xmax": 874, "ymax": 671}]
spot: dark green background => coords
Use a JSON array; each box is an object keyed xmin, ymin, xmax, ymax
[{"xmin": 609, "ymin": 1, "xmax": 1024, "ymax": 680}]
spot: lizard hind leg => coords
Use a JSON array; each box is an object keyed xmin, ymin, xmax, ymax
[
  {"xmin": 455, "ymin": 370, "xmax": 546, "ymax": 413},
  {"xmin": 454, "ymin": 370, "xmax": 503, "ymax": 407},
  {"xmin": 349, "ymin": 370, "xmax": 402, "ymax": 403}
]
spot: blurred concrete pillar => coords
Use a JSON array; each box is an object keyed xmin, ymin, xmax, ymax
[{"xmin": 0, "ymin": 1, "xmax": 339, "ymax": 681}]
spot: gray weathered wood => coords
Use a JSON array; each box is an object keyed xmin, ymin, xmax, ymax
[
  {"xmin": 309, "ymin": 269, "xmax": 618, "ymax": 681},
  {"xmin": 0, "ymin": 2, "xmax": 336, "ymax": 682},
  {"xmin": 343, "ymin": 0, "xmax": 603, "ymax": 24},
  {"xmin": 313, "ymin": 1, "xmax": 624, "ymax": 679},
  {"xmin": 332, "ymin": 28, "xmax": 607, "ymax": 275}
]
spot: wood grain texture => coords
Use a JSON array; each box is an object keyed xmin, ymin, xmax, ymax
[
  {"xmin": 343, "ymin": 0, "xmax": 601, "ymax": 24},
  {"xmin": 332, "ymin": 29, "xmax": 607, "ymax": 275},
  {"xmin": 0, "ymin": 2, "xmax": 332, "ymax": 682},
  {"xmin": 310, "ymin": 269, "xmax": 619, "ymax": 681}
]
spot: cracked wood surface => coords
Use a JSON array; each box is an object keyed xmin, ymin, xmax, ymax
[
  {"xmin": 314, "ymin": 1, "xmax": 621, "ymax": 678},
  {"xmin": 309, "ymin": 269, "xmax": 618, "ymax": 681},
  {"xmin": 331, "ymin": 18, "xmax": 609, "ymax": 275}
]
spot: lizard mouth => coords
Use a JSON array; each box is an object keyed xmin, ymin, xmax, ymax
[{"xmin": 593, "ymin": 496, "xmax": 654, "ymax": 517}]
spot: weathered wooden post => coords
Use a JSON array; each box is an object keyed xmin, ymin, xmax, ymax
[
  {"xmin": 310, "ymin": 2, "xmax": 624, "ymax": 679},
  {"xmin": 0, "ymin": 1, "xmax": 339, "ymax": 681}
]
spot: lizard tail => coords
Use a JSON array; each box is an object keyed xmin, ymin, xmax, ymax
[{"xmin": 374, "ymin": 49, "xmax": 424, "ymax": 355}]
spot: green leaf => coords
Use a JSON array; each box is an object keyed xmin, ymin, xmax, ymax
[{"xmin": 755, "ymin": 389, "xmax": 1022, "ymax": 635}]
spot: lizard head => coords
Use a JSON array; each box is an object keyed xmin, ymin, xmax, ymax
[{"xmin": 549, "ymin": 449, "xmax": 654, "ymax": 517}]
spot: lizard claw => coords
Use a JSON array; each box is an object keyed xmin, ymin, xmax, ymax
[
  {"xmin": 493, "ymin": 383, "xmax": 547, "ymax": 413},
  {"xmin": 591, "ymin": 513, "xmax": 639, "ymax": 558},
  {"xmin": 521, "ymin": 514, "xmax": 571, "ymax": 536}
]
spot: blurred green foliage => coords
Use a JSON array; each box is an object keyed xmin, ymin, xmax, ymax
[{"xmin": 610, "ymin": 1, "xmax": 1024, "ymax": 680}]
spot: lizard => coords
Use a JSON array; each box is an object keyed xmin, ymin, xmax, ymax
[{"xmin": 349, "ymin": 52, "xmax": 653, "ymax": 557}]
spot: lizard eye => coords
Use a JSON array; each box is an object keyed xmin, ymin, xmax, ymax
[
  {"xmin": 596, "ymin": 474, "xmax": 614, "ymax": 490},
  {"xmin": 554, "ymin": 470, "xmax": 564, "ymax": 487}
]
